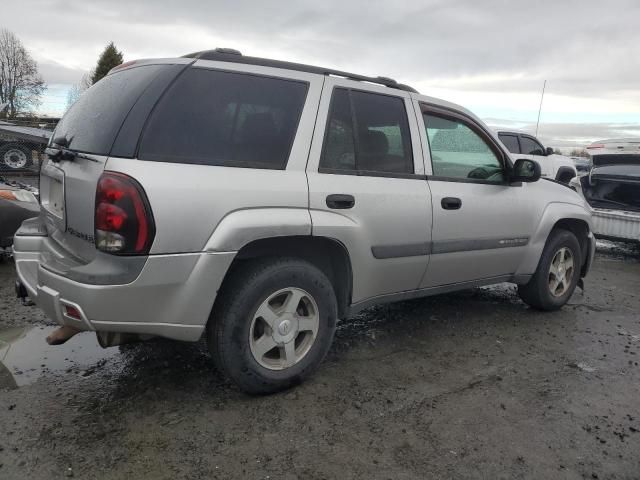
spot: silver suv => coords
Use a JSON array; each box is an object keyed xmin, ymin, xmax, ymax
[{"xmin": 13, "ymin": 49, "xmax": 595, "ymax": 393}]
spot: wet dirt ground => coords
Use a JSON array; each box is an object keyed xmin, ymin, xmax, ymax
[{"xmin": 1, "ymin": 243, "xmax": 640, "ymax": 479}]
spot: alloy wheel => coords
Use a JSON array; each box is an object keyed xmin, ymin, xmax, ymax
[
  {"xmin": 548, "ymin": 247, "xmax": 575, "ymax": 297},
  {"xmin": 249, "ymin": 287, "xmax": 319, "ymax": 370}
]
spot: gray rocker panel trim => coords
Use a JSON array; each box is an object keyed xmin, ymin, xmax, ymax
[{"xmin": 348, "ymin": 274, "xmax": 532, "ymax": 316}]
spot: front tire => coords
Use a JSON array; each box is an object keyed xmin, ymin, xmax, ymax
[
  {"xmin": 518, "ymin": 229, "xmax": 581, "ymax": 311},
  {"xmin": 207, "ymin": 257, "xmax": 338, "ymax": 395}
]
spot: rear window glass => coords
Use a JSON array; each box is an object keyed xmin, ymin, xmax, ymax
[
  {"xmin": 53, "ymin": 65, "xmax": 165, "ymax": 155},
  {"xmin": 138, "ymin": 68, "xmax": 308, "ymax": 169}
]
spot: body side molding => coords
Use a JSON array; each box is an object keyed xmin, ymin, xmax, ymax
[{"xmin": 370, "ymin": 237, "xmax": 530, "ymax": 259}]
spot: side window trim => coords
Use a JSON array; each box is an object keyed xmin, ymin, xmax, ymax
[
  {"xmin": 420, "ymin": 103, "xmax": 511, "ymax": 184},
  {"xmin": 319, "ymin": 86, "xmax": 422, "ymax": 179}
]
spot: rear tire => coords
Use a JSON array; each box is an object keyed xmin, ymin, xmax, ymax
[
  {"xmin": 0, "ymin": 144, "xmax": 32, "ymax": 170},
  {"xmin": 207, "ymin": 257, "xmax": 338, "ymax": 395},
  {"xmin": 518, "ymin": 229, "xmax": 581, "ymax": 311}
]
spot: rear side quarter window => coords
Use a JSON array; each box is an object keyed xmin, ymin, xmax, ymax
[{"xmin": 139, "ymin": 68, "xmax": 308, "ymax": 169}]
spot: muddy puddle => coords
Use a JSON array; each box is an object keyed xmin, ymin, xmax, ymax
[
  {"xmin": 0, "ymin": 326, "xmax": 119, "ymax": 389},
  {"xmin": 596, "ymin": 239, "xmax": 640, "ymax": 260}
]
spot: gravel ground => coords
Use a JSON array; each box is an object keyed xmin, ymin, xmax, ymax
[{"xmin": 1, "ymin": 242, "xmax": 639, "ymax": 479}]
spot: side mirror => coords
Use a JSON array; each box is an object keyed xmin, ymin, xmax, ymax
[
  {"xmin": 545, "ymin": 147, "xmax": 554, "ymax": 156},
  {"xmin": 511, "ymin": 158, "xmax": 541, "ymax": 183}
]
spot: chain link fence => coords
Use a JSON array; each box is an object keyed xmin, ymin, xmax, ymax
[{"xmin": 0, "ymin": 118, "xmax": 57, "ymax": 182}]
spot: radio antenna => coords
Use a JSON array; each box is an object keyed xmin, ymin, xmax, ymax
[{"xmin": 535, "ymin": 80, "xmax": 546, "ymax": 137}]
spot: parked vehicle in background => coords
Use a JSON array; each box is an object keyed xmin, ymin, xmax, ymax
[
  {"xmin": 13, "ymin": 49, "xmax": 595, "ymax": 393},
  {"xmin": 497, "ymin": 131, "xmax": 577, "ymax": 183},
  {"xmin": 571, "ymin": 156, "xmax": 591, "ymax": 174},
  {"xmin": 0, "ymin": 120, "xmax": 53, "ymax": 171},
  {"xmin": 572, "ymin": 138, "xmax": 640, "ymax": 243},
  {"xmin": 0, "ymin": 176, "xmax": 39, "ymax": 254}
]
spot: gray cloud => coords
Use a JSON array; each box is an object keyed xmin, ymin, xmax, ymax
[
  {"xmin": 37, "ymin": 60, "xmax": 85, "ymax": 84},
  {"xmin": 6, "ymin": 0, "xmax": 640, "ymax": 94},
  {"xmin": 3, "ymin": 0, "xmax": 640, "ymax": 135}
]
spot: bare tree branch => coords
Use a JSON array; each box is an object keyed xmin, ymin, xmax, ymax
[
  {"xmin": 0, "ymin": 28, "xmax": 46, "ymax": 118},
  {"xmin": 65, "ymin": 72, "xmax": 91, "ymax": 112}
]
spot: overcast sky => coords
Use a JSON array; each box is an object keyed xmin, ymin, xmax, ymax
[{"xmin": 4, "ymin": 0, "xmax": 640, "ymax": 148}]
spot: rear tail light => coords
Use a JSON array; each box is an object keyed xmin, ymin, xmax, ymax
[
  {"xmin": 95, "ymin": 172, "xmax": 155, "ymax": 254},
  {"xmin": 586, "ymin": 144, "xmax": 605, "ymax": 149}
]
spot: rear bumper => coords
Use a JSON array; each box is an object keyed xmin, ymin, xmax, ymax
[
  {"xmin": 13, "ymin": 224, "xmax": 236, "ymax": 341},
  {"xmin": 591, "ymin": 208, "xmax": 640, "ymax": 243}
]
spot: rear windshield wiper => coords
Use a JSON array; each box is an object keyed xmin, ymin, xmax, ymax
[
  {"xmin": 45, "ymin": 146, "xmax": 77, "ymax": 162},
  {"xmin": 46, "ymin": 135, "xmax": 101, "ymax": 163},
  {"xmin": 45, "ymin": 135, "xmax": 78, "ymax": 163}
]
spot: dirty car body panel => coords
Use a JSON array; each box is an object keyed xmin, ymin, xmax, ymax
[{"xmin": 13, "ymin": 52, "xmax": 595, "ymax": 345}]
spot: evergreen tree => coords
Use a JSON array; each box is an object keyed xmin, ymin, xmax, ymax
[{"xmin": 90, "ymin": 42, "xmax": 123, "ymax": 84}]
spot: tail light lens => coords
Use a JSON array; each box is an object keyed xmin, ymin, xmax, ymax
[
  {"xmin": 95, "ymin": 172, "xmax": 155, "ymax": 254},
  {"xmin": 587, "ymin": 144, "xmax": 605, "ymax": 150}
]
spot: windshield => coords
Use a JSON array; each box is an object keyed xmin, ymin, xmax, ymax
[{"xmin": 52, "ymin": 65, "xmax": 167, "ymax": 155}]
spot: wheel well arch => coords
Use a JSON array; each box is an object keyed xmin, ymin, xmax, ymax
[
  {"xmin": 551, "ymin": 218, "xmax": 590, "ymax": 272},
  {"xmin": 230, "ymin": 236, "xmax": 353, "ymax": 318}
]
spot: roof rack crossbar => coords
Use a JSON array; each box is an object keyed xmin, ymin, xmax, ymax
[{"xmin": 182, "ymin": 49, "xmax": 418, "ymax": 93}]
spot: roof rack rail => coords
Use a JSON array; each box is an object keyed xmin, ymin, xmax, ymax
[{"xmin": 182, "ymin": 49, "xmax": 418, "ymax": 93}]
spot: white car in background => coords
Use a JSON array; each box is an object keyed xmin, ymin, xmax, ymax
[
  {"xmin": 497, "ymin": 131, "xmax": 577, "ymax": 183},
  {"xmin": 573, "ymin": 138, "xmax": 640, "ymax": 244}
]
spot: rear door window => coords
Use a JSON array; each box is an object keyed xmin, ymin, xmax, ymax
[
  {"xmin": 53, "ymin": 65, "xmax": 167, "ymax": 155},
  {"xmin": 498, "ymin": 134, "xmax": 520, "ymax": 154},
  {"xmin": 320, "ymin": 88, "xmax": 413, "ymax": 175},
  {"xmin": 138, "ymin": 68, "xmax": 308, "ymax": 169}
]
